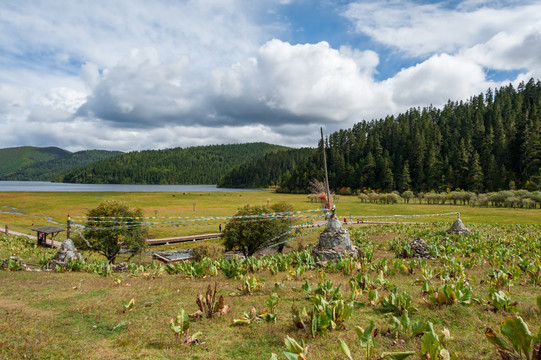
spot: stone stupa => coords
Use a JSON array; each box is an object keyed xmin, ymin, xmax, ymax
[
  {"xmin": 447, "ymin": 215, "xmax": 471, "ymax": 235},
  {"xmin": 47, "ymin": 238, "xmax": 84, "ymax": 269},
  {"xmin": 312, "ymin": 210, "xmax": 358, "ymax": 262}
]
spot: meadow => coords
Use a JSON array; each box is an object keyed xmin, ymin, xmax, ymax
[
  {"xmin": 1, "ymin": 190, "xmax": 540, "ymax": 239},
  {"xmin": 0, "ymin": 191, "xmax": 540, "ymax": 359}
]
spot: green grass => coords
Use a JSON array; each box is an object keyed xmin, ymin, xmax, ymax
[
  {"xmin": 1, "ymin": 191, "xmax": 540, "ymax": 240},
  {"xmin": 0, "ymin": 219, "xmax": 540, "ymax": 359},
  {"xmin": 0, "ymin": 192, "xmax": 540, "ymax": 359}
]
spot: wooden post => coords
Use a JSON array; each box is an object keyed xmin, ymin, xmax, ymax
[
  {"xmin": 4, "ymin": 225, "xmax": 7, "ymax": 235},
  {"xmin": 320, "ymin": 127, "xmax": 332, "ymax": 210},
  {"xmin": 67, "ymin": 214, "xmax": 71, "ymax": 239}
]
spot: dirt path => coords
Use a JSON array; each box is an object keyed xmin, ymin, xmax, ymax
[{"xmin": 4, "ymin": 229, "xmax": 62, "ymax": 248}]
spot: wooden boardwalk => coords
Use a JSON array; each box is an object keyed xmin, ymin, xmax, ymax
[
  {"xmin": 146, "ymin": 233, "xmax": 223, "ymax": 245},
  {"xmin": 5, "ymin": 220, "xmax": 406, "ymax": 249},
  {"xmin": 147, "ymin": 221, "xmax": 390, "ymax": 245}
]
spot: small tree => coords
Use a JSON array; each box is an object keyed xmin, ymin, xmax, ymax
[
  {"xmin": 223, "ymin": 202, "xmax": 293, "ymax": 257},
  {"xmin": 401, "ymin": 190, "xmax": 414, "ymax": 204},
  {"xmin": 84, "ymin": 200, "xmax": 147, "ymax": 264}
]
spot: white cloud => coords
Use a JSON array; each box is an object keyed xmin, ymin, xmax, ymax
[
  {"xmin": 0, "ymin": 1, "xmax": 540, "ymax": 152},
  {"xmin": 78, "ymin": 47, "xmax": 199, "ymax": 128},
  {"xmin": 0, "ymin": 84, "xmax": 31, "ymax": 115},
  {"xmin": 344, "ymin": 1, "xmax": 541, "ymax": 58},
  {"xmin": 463, "ymin": 30, "xmax": 541, "ymax": 79},
  {"xmin": 385, "ymin": 54, "xmax": 492, "ymax": 107},
  {"xmin": 212, "ymin": 39, "xmax": 390, "ymax": 126}
]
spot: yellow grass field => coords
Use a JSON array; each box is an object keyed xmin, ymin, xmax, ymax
[{"xmin": 1, "ymin": 191, "xmax": 540, "ymax": 240}]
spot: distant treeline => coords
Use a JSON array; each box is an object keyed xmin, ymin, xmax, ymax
[
  {"xmin": 347, "ymin": 189, "xmax": 541, "ymax": 208},
  {"xmin": 217, "ymin": 148, "xmax": 315, "ymax": 188},
  {"xmin": 57, "ymin": 143, "xmax": 287, "ymax": 184},
  {"xmin": 278, "ymin": 79, "xmax": 541, "ymax": 193}
]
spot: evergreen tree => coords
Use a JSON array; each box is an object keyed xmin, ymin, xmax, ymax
[
  {"xmin": 398, "ymin": 160, "xmax": 412, "ymax": 192},
  {"xmin": 469, "ymin": 152, "xmax": 484, "ymax": 193}
]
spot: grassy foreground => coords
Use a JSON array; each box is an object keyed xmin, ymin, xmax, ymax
[{"xmin": 1, "ymin": 191, "xmax": 540, "ymax": 359}]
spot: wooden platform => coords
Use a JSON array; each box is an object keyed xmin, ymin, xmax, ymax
[{"xmin": 146, "ymin": 233, "xmax": 222, "ymax": 245}]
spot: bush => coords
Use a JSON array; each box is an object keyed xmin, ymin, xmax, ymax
[
  {"xmin": 223, "ymin": 202, "xmax": 293, "ymax": 257},
  {"xmin": 191, "ymin": 244, "xmax": 223, "ymax": 262}
]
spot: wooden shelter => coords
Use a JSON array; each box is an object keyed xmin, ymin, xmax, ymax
[{"xmin": 31, "ymin": 226, "xmax": 65, "ymax": 247}]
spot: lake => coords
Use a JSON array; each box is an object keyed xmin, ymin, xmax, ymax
[{"xmin": 0, "ymin": 181, "xmax": 258, "ymax": 192}]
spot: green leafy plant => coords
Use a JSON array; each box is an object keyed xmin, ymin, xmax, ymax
[
  {"xmin": 526, "ymin": 265, "xmax": 541, "ymax": 288},
  {"xmin": 291, "ymin": 303, "xmax": 309, "ymax": 330},
  {"xmin": 313, "ymin": 279, "xmax": 343, "ymax": 301},
  {"xmin": 368, "ymin": 289, "xmax": 380, "ymax": 307},
  {"xmin": 387, "ymin": 310, "xmax": 430, "ymax": 339},
  {"xmin": 66, "ymin": 258, "xmax": 85, "ymax": 272},
  {"xmin": 6, "ymin": 257, "xmax": 22, "ymax": 271},
  {"xmin": 349, "ymin": 273, "xmax": 372, "ymax": 294},
  {"xmin": 485, "ymin": 316, "xmax": 541, "ymax": 359},
  {"xmin": 291, "ymin": 294, "xmax": 353, "ymax": 337},
  {"xmin": 164, "ymin": 263, "xmax": 182, "ymax": 275},
  {"xmin": 238, "ymin": 275, "xmax": 264, "ymax": 295},
  {"xmin": 379, "ymin": 288, "xmax": 417, "ymax": 315},
  {"xmin": 488, "ymin": 287, "xmax": 519, "ymax": 313},
  {"xmin": 374, "ymin": 271, "xmax": 394, "ymax": 290},
  {"xmin": 121, "ymin": 298, "xmax": 135, "ymax": 313},
  {"xmin": 289, "ymin": 264, "xmax": 306, "ymax": 279},
  {"xmin": 267, "ymin": 292, "xmax": 280, "ymax": 314},
  {"xmin": 310, "ymin": 295, "xmax": 353, "ymax": 337},
  {"xmin": 219, "ymin": 258, "xmax": 246, "ymax": 279},
  {"xmin": 420, "ymin": 322, "xmax": 454, "ymax": 360},
  {"xmin": 283, "ymin": 335, "xmax": 309, "ymax": 360},
  {"xmin": 340, "ymin": 320, "xmax": 415, "ymax": 360},
  {"xmin": 336, "ymin": 256, "xmax": 358, "ymax": 275},
  {"xmin": 170, "ymin": 309, "xmax": 202, "ymax": 346},
  {"xmin": 302, "ymin": 280, "xmax": 312, "ymax": 294},
  {"xmin": 429, "ymin": 280, "xmax": 476, "ymax": 306},
  {"xmin": 488, "ymin": 269, "xmax": 513, "ymax": 290},
  {"xmin": 232, "ymin": 306, "xmax": 276, "ymax": 326}
]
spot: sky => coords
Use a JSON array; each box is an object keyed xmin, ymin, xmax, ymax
[{"xmin": 0, "ymin": 0, "xmax": 540, "ymax": 152}]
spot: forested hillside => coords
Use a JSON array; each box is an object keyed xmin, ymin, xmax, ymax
[
  {"xmin": 217, "ymin": 148, "xmax": 315, "ymax": 188},
  {"xmin": 0, "ymin": 146, "xmax": 70, "ymax": 177},
  {"xmin": 278, "ymin": 79, "xmax": 541, "ymax": 193},
  {"xmin": 57, "ymin": 143, "xmax": 287, "ymax": 184},
  {"xmin": 1, "ymin": 150, "xmax": 123, "ymax": 181}
]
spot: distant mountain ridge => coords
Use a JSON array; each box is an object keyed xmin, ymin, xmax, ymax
[
  {"xmin": 56, "ymin": 143, "xmax": 289, "ymax": 185},
  {"xmin": 0, "ymin": 146, "xmax": 70, "ymax": 176},
  {"xmin": 0, "ymin": 146, "xmax": 123, "ymax": 181}
]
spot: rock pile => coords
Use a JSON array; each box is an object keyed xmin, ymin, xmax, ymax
[
  {"xmin": 47, "ymin": 238, "xmax": 84, "ymax": 270},
  {"xmin": 112, "ymin": 262, "xmax": 128, "ymax": 272},
  {"xmin": 1, "ymin": 256, "xmax": 30, "ymax": 271},
  {"xmin": 312, "ymin": 217, "xmax": 358, "ymax": 261},
  {"xmin": 408, "ymin": 238, "xmax": 432, "ymax": 259},
  {"xmin": 447, "ymin": 218, "xmax": 471, "ymax": 235}
]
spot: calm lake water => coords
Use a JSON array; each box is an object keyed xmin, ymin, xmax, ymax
[{"xmin": 0, "ymin": 181, "xmax": 258, "ymax": 192}]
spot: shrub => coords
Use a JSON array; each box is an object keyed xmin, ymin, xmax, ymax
[
  {"xmin": 223, "ymin": 203, "xmax": 293, "ymax": 257},
  {"xmin": 191, "ymin": 243, "xmax": 223, "ymax": 262}
]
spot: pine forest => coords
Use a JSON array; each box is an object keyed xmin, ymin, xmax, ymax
[{"xmin": 278, "ymin": 79, "xmax": 541, "ymax": 194}]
